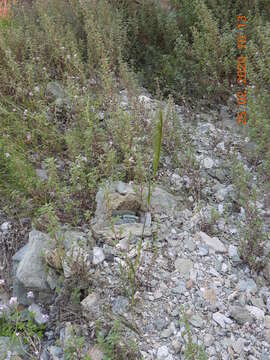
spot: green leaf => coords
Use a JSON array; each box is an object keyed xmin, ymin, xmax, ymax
[{"xmin": 153, "ymin": 109, "xmax": 163, "ymax": 178}]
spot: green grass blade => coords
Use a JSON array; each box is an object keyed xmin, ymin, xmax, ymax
[{"xmin": 153, "ymin": 109, "xmax": 163, "ymax": 178}]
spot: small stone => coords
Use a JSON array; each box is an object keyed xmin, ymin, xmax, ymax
[
  {"xmin": 232, "ymin": 338, "xmax": 245, "ymax": 354},
  {"xmin": 154, "ymin": 290, "xmax": 163, "ymax": 299},
  {"xmin": 217, "ymin": 142, "xmax": 225, "ymax": 151},
  {"xmin": 229, "ymin": 245, "xmax": 240, "ymax": 260},
  {"xmin": 174, "ymin": 258, "xmax": 193, "ymax": 279},
  {"xmin": 81, "ymin": 292, "xmax": 101, "ymax": 321},
  {"xmin": 157, "ymin": 345, "xmax": 169, "ymax": 360},
  {"xmin": 93, "ymin": 247, "xmax": 105, "ymax": 265},
  {"xmin": 171, "ymin": 337, "xmax": 181, "ymax": 353},
  {"xmin": 198, "ymin": 245, "xmax": 208, "ymax": 256},
  {"xmin": 221, "ymin": 263, "xmax": 228, "ymax": 273},
  {"xmin": 264, "ymin": 315, "xmax": 270, "ymax": 329},
  {"xmin": 0, "ymin": 222, "xmax": 11, "ymax": 232},
  {"xmin": 112, "ymin": 296, "xmax": 129, "ymax": 315},
  {"xmin": 263, "ymin": 329, "xmax": 270, "ymax": 342},
  {"xmin": 36, "ymin": 168, "xmax": 48, "ymax": 181},
  {"xmin": 155, "ymin": 317, "xmax": 169, "ymax": 331},
  {"xmin": 204, "ymin": 334, "xmax": 214, "ymax": 347},
  {"xmin": 203, "ymin": 157, "xmax": 214, "ymax": 169},
  {"xmin": 246, "ymin": 305, "xmax": 265, "ymax": 321},
  {"xmin": 196, "ymin": 231, "xmax": 226, "ymax": 253},
  {"xmin": 218, "ymin": 204, "xmax": 224, "ymax": 215},
  {"xmin": 189, "ymin": 314, "xmax": 204, "ymax": 328},
  {"xmin": 172, "ymin": 282, "xmax": 186, "ymax": 295},
  {"xmin": 116, "ymin": 181, "xmax": 128, "ymax": 195},
  {"xmin": 230, "ymin": 306, "xmax": 253, "ymax": 325},
  {"xmin": 213, "ymin": 312, "xmax": 233, "ymax": 328},
  {"xmin": 161, "ymin": 326, "xmax": 173, "ymax": 338},
  {"xmin": 48, "ymin": 346, "xmax": 63, "ymax": 360},
  {"xmin": 237, "ymin": 278, "xmax": 257, "ymax": 294},
  {"xmin": 184, "ymin": 238, "xmax": 196, "ymax": 252}
]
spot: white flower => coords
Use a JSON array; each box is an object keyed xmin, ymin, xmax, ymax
[
  {"xmin": 27, "ymin": 291, "xmax": 34, "ymax": 299},
  {"xmin": 42, "ymin": 314, "xmax": 49, "ymax": 322},
  {"xmin": 5, "ymin": 153, "xmax": 10, "ymax": 158},
  {"xmin": 9, "ymin": 297, "xmax": 17, "ymax": 306},
  {"xmin": 0, "ymin": 279, "xmax": 5, "ymax": 286},
  {"xmin": 29, "ymin": 92, "xmax": 33, "ymax": 97}
]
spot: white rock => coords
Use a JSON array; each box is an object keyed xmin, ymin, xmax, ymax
[
  {"xmin": 204, "ymin": 334, "xmax": 214, "ymax": 347},
  {"xmin": 232, "ymin": 338, "xmax": 245, "ymax": 354},
  {"xmin": 217, "ymin": 142, "xmax": 225, "ymax": 151},
  {"xmin": 197, "ymin": 231, "xmax": 226, "ymax": 253},
  {"xmin": 221, "ymin": 263, "xmax": 228, "ymax": 273},
  {"xmin": 81, "ymin": 292, "xmax": 101, "ymax": 321},
  {"xmin": 228, "ymin": 245, "xmax": 238, "ymax": 258},
  {"xmin": 157, "ymin": 345, "xmax": 169, "ymax": 360},
  {"xmin": 138, "ymin": 95, "xmax": 151, "ymax": 104},
  {"xmin": 203, "ymin": 157, "xmax": 214, "ymax": 169},
  {"xmin": 213, "ymin": 312, "xmax": 233, "ymax": 328},
  {"xmin": 1, "ymin": 222, "xmax": 11, "ymax": 232},
  {"xmin": 93, "ymin": 247, "xmax": 105, "ymax": 265},
  {"xmin": 218, "ymin": 204, "xmax": 224, "ymax": 215},
  {"xmin": 246, "ymin": 305, "xmax": 265, "ymax": 321}
]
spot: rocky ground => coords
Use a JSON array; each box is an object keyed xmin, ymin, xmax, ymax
[{"xmin": 1, "ymin": 91, "xmax": 270, "ymax": 359}]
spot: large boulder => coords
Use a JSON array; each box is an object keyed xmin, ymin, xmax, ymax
[
  {"xmin": 13, "ymin": 229, "xmax": 93, "ymax": 305},
  {"xmin": 13, "ymin": 230, "xmax": 55, "ymax": 305},
  {"xmin": 0, "ymin": 336, "xmax": 27, "ymax": 359},
  {"xmin": 92, "ymin": 181, "xmax": 179, "ymax": 244}
]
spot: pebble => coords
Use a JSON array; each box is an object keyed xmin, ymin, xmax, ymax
[
  {"xmin": 213, "ymin": 312, "xmax": 233, "ymax": 328},
  {"xmin": 203, "ymin": 157, "xmax": 214, "ymax": 169},
  {"xmin": 0, "ymin": 222, "xmax": 11, "ymax": 232},
  {"xmin": 237, "ymin": 278, "xmax": 257, "ymax": 294},
  {"xmin": 246, "ymin": 305, "xmax": 265, "ymax": 321},
  {"xmin": 189, "ymin": 314, "xmax": 204, "ymax": 328},
  {"xmin": 197, "ymin": 231, "xmax": 226, "ymax": 253},
  {"xmin": 204, "ymin": 334, "xmax": 214, "ymax": 347},
  {"xmin": 230, "ymin": 306, "xmax": 254, "ymax": 325},
  {"xmin": 232, "ymin": 338, "xmax": 245, "ymax": 354},
  {"xmin": 174, "ymin": 258, "xmax": 193, "ymax": 279},
  {"xmin": 92, "ymin": 247, "xmax": 105, "ymax": 265},
  {"xmin": 157, "ymin": 345, "xmax": 169, "ymax": 360}
]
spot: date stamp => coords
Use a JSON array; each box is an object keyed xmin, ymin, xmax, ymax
[{"xmin": 236, "ymin": 15, "xmax": 248, "ymax": 126}]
